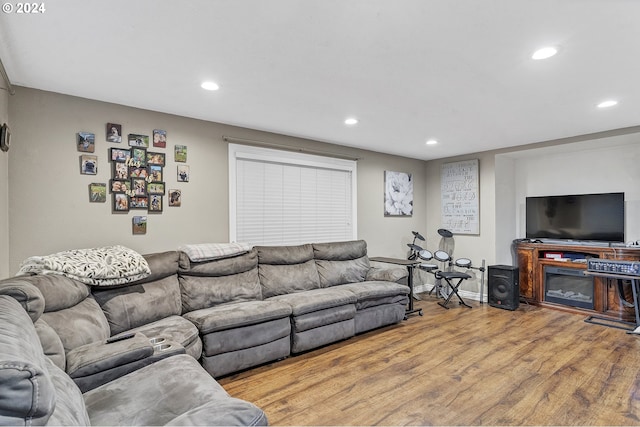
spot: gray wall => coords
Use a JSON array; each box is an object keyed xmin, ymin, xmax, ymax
[{"xmin": 5, "ymin": 87, "xmax": 426, "ymax": 276}]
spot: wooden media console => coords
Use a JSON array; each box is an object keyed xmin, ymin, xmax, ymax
[{"xmin": 516, "ymin": 241, "xmax": 640, "ymax": 322}]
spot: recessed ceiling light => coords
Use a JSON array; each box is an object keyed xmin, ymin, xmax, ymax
[
  {"xmin": 201, "ymin": 81, "xmax": 220, "ymax": 91},
  {"xmin": 344, "ymin": 118, "xmax": 358, "ymax": 125},
  {"xmin": 426, "ymin": 139, "xmax": 438, "ymax": 145},
  {"xmin": 532, "ymin": 46, "xmax": 558, "ymax": 60},
  {"xmin": 597, "ymin": 100, "xmax": 618, "ymax": 108}
]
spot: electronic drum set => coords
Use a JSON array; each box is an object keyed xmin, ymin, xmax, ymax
[{"xmin": 407, "ymin": 230, "xmax": 486, "ymax": 307}]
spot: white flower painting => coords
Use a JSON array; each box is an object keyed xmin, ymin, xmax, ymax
[{"xmin": 384, "ymin": 171, "xmax": 413, "ymax": 216}]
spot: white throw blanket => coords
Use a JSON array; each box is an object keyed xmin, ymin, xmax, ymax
[
  {"xmin": 17, "ymin": 245, "xmax": 151, "ymax": 287},
  {"xmin": 179, "ymin": 242, "xmax": 253, "ymax": 262}
]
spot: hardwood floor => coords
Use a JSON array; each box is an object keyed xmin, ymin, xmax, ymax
[{"xmin": 219, "ymin": 295, "xmax": 640, "ymax": 425}]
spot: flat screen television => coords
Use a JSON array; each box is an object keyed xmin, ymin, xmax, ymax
[{"xmin": 526, "ymin": 192, "xmax": 625, "ymax": 242}]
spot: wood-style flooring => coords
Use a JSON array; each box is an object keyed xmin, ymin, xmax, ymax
[{"xmin": 218, "ymin": 294, "xmax": 640, "ymax": 426}]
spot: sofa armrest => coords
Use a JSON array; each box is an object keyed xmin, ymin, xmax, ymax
[
  {"xmin": 67, "ymin": 334, "xmax": 187, "ymax": 392},
  {"xmin": 366, "ymin": 266, "xmax": 408, "ymax": 283},
  {"xmin": 66, "ymin": 333, "xmax": 153, "ymax": 379}
]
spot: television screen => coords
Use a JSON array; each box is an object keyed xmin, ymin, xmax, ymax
[{"xmin": 526, "ymin": 192, "xmax": 625, "ymax": 242}]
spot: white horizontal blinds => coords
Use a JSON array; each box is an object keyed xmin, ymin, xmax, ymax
[{"xmin": 232, "ymin": 145, "xmax": 355, "ymax": 246}]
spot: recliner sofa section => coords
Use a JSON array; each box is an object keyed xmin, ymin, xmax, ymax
[
  {"xmin": 0, "ymin": 274, "xmax": 184, "ymax": 394},
  {"xmin": 90, "ymin": 251, "xmax": 202, "ymax": 359},
  {"xmin": 312, "ymin": 240, "xmax": 411, "ymax": 334},
  {"xmin": 0, "ymin": 285, "xmax": 268, "ymax": 426},
  {"xmin": 257, "ymin": 243, "xmax": 358, "ymax": 354},
  {"xmin": 178, "ymin": 249, "xmax": 293, "ymax": 378}
]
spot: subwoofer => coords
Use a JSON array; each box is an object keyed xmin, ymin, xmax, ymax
[{"xmin": 488, "ymin": 265, "xmax": 519, "ymax": 310}]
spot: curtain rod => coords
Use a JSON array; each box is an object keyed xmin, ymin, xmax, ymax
[
  {"xmin": 223, "ymin": 135, "xmax": 360, "ymax": 161},
  {"xmin": 0, "ymin": 56, "xmax": 15, "ymax": 95}
]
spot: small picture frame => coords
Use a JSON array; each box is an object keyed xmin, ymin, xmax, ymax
[
  {"xmin": 147, "ymin": 152, "xmax": 165, "ymax": 166},
  {"xmin": 153, "ymin": 129, "xmax": 167, "ymax": 148},
  {"xmin": 174, "ymin": 145, "xmax": 187, "ymax": 163},
  {"xmin": 113, "ymin": 162, "xmax": 129, "ymax": 179},
  {"xmin": 89, "ymin": 183, "xmax": 107, "ymax": 203},
  {"xmin": 110, "ymin": 147, "xmax": 130, "ymax": 162},
  {"xmin": 131, "ymin": 178, "xmax": 147, "ymax": 195},
  {"xmin": 132, "ymin": 216, "xmax": 147, "ymax": 235},
  {"xmin": 131, "ymin": 147, "xmax": 147, "ymax": 166},
  {"xmin": 113, "ymin": 193, "xmax": 129, "ymax": 212},
  {"xmin": 129, "ymin": 166, "xmax": 148, "ymax": 179},
  {"xmin": 177, "ymin": 165, "xmax": 190, "ymax": 182},
  {"xmin": 106, "ymin": 123, "xmax": 122, "ymax": 143},
  {"xmin": 130, "ymin": 195, "xmax": 149, "ymax": 209},
  {"xmin": 132, "ymin": 216, "xmax": 147, "ymax": 234},
  {"xmin": 148, "ymin": 194, "xmax": 163, "ymax": 212},
  {"xmin": 128, "ymin": 133, "xmax": 149, "ymax": 148},
  {"xmin": 168, "ymin": 189, "xmax": 181, "ymax": 207},
  {"xmin": 110, "ymin": 179, "xmax": 131, "ymax": 193},
  {"xmin": 80, "ymin": 155, "xmax": 98, "ymax": 175},
  {"xmin": 147, "ymin": 182, "xmax": 165, "ymax": 195},
  {"xmin": 77, "ymin": 132, "xmax": 95, "ymax": 153},
  {"xmin": 149, "ymin": 165, "xmax": 163, "ymax": 182}
]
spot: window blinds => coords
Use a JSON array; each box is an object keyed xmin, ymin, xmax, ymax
[{"xmin": 230, "ymin": 144, "xmax": 356, "ymax": 246}]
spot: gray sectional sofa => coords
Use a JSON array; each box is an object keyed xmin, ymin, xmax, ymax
[{"xmin": 0, "ymin": 240, "xmax": 409, "ymax": 426}]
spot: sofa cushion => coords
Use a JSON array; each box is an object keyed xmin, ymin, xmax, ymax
[
  {"xmin": 42, "ymin": 296, "xmax": 111, "ymax": 352},
  {"xmin": 338, "ymin": 281, "xmax": 410, "ymax": 305},
  {"xmin": 313, "ymin": 240, "xmax": 371, "ymax": 287},
  {"xmin": 0, "ymin": 295, "xmax": 95, "ymax": 426},
  {"xmin": 292, "ymin": 304, "xmax": 356, "ymax": 332},
  {"xmin": 183, "ymin": 300, "xmax": 292, "ymax": 334},
  {"xmin": 259, "ymin": 259, "xmax": 321, "ymax": 298},
  {"xmin": 257, "ymin": 243, "xmax": 322, "ymax": 297},
  {"xmin": 0, "ymin": 278, "xmax": 46, "ymax": 321},
  {"xmin": 14, "ymin": 274, "xmax": 90, "ymax": 312},
  {"xmin": 256, "ymin": 244, "xmax": 315, "ymax": 265},
  {"xmin": 0, "ymin": 296, "xmax": 58, "ymax": 425},
  {"xmin": 45, "ymin": 358, "xmax": 91, "ymax": 426},
  {"xmin": 34, "ymin": 318, "xmax": 66, "ymax": 370},
  {"xmin": 83, "ymin": 354, "xmax": 267, "ymax": 426},
  {"xmin": 200, "ymin": 317, "xmax": 291, "ymax": 357},
  {"xmin": 165, "ymin": 398, "xmax": 268, "ymax": 426},
  {"xmin": 129, "ymin": 251, "xmax": 181, "ymax": 284},
  {"xmin": 366, "ymin": 266, "xmax": 408, "ymax": 282},
  {"xmin": 268, "ymin": 287, "xmax": 356, "ymax": 316},
  {"xmin": 315, "ymin": 257, "xmax": 370, "ymax": 287},
  {"xmin": 312, "ymin": 240, "xmax": 368, "ymax": 261},
  {"xmin": 179, "ymin": 249, "xmax": 262, "ymax": 313},
  {"xmin": 93, "ymin": 274, "xmax": 182, "ymax": 335},
  {"xmin": 180, "ymin": 248, "xmax": 258, "ymax": 277},
  {"xmin": 180, "ymin": 270, "xmax": 262, "ymax": 313}
]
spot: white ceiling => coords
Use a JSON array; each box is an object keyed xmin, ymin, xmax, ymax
[{"xmin": 1, "ymin": 0, "xmax": 639, "ymax": 160}]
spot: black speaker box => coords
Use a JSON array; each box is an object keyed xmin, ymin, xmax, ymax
[{"xmin": 488, "ymin": 265, "xmax": 519, "ymax": 310}]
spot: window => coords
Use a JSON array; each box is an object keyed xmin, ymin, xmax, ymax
[{"xmin": 229, "ymin": 143, "xmax": 357, "ymax": 245}]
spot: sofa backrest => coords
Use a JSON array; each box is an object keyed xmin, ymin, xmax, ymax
[
  {"xmin": 256, "ymin": 244, "xmax": 321, "ymax": 298},
  {"xmin": 92, "ymin": 251, "xmax": 182, "ymax": 336},
  {"xmin": 178, "ymin": 249, "xmax": 262, "ymax": 313},
  {"xmin": 1, "ymin": 274, "xmax": 111, "ymax": 355},
  {"xmin": 313, "ymin": 240, "xmax": 371, "ymax": 287},
  {"xmin": 0, "ymin": 295, "xmax": 90, "ymax": 426}
]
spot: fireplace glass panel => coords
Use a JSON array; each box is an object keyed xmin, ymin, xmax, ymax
[{"xmin": 544, "ymin": 266, "xmax": 594, "ymax": 310}]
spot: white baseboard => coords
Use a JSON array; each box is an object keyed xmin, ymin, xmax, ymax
[{"xmin": 414, "ymin": 283, "xmax": 485, "ymax": 303}]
